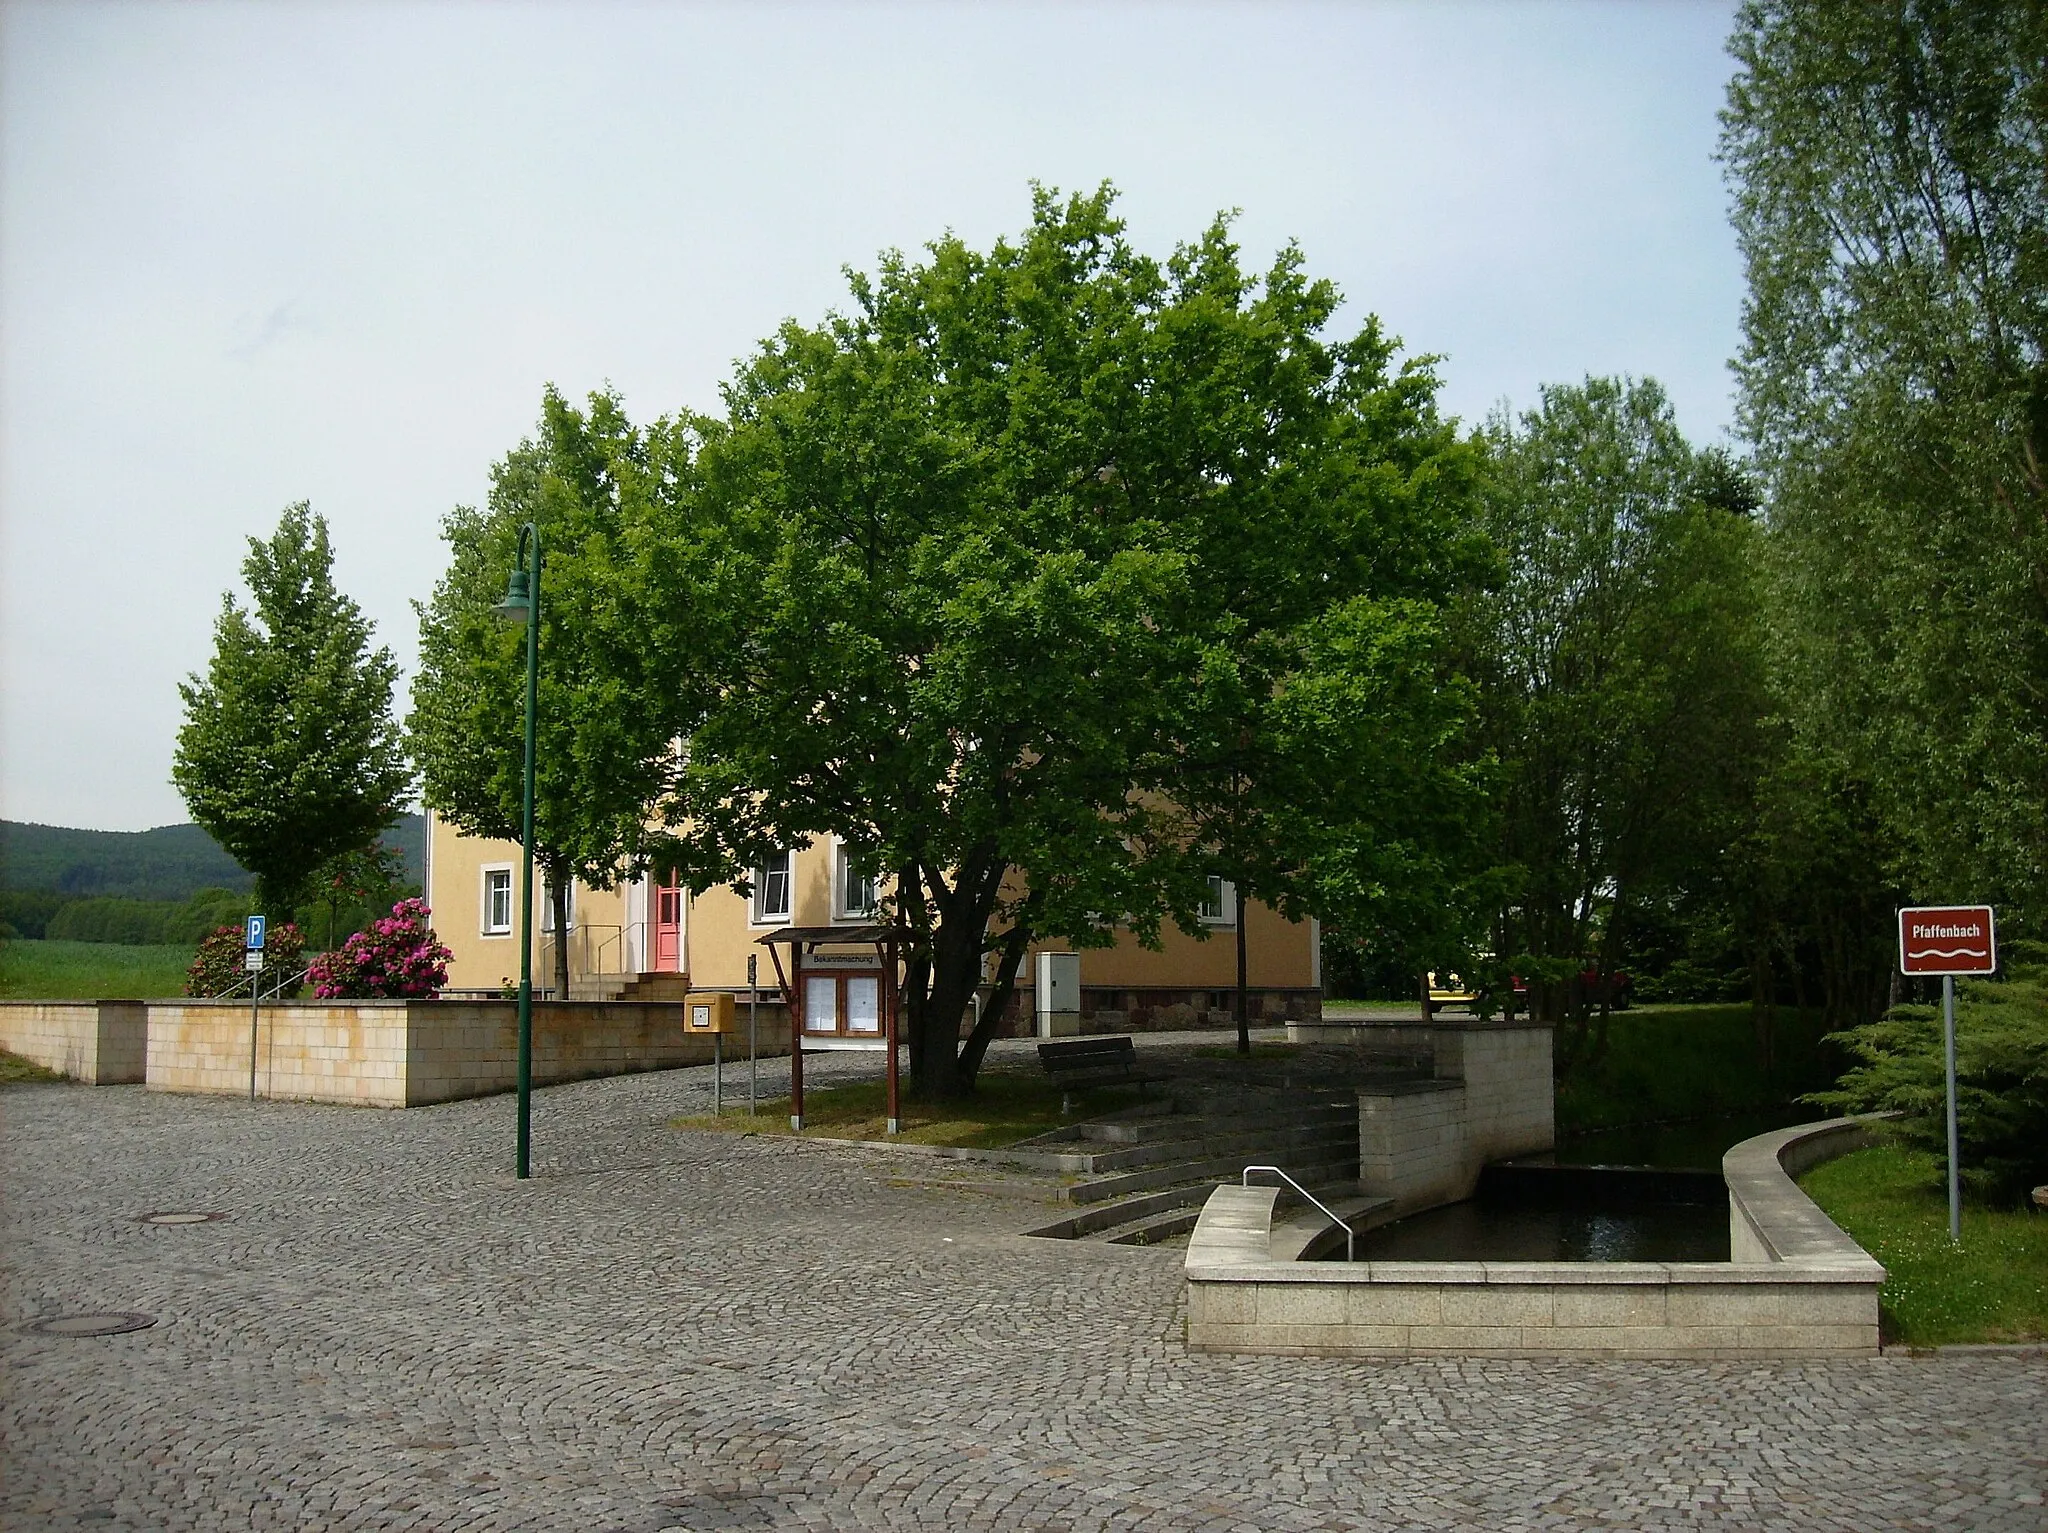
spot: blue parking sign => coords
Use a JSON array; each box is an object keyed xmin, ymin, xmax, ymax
[{"xmin": 245, "ymin": 914, "xmax": 266, "ymax": 950}]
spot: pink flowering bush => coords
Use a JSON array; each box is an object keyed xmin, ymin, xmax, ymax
[{"xmin": 307, "ymin": 898, "xmax": 452, "ymax": 1000}]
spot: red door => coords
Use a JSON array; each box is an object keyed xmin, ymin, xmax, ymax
[{"xmin": 653, "ymin": 882, "xmax": 682, "ymax": 971}]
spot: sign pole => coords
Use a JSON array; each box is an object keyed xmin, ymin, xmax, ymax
[
  {"xmin": 244, "ymin": 913, "xmax": 266, "ymax": 1102},
  {"xmin": 1944, "ymin": 973, "xmax": 1961, "ymax": 1244},
  {"xmin": 1897, "ymin": 904, "xmax": 1995, "ymax": 1249},
  {"xmin": 747, "ymin": 953, "xmax": 758, "ymax": 1116}
]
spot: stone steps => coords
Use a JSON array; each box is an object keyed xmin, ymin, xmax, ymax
[{"xmin": 1061, "ymin": 1137, "xmax": 1358, "ymax": 1205}]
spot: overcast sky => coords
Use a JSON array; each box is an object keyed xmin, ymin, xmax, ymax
[{"xmin": 1, "ymin": 0, "xmax": 1744, "ymax": 833}]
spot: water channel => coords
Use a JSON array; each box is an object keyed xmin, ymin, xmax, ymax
[{"xmin": 1325, "ymin": 1106, "xmax": 1818, "ymax": 1263}]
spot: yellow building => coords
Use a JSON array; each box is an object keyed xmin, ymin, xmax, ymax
[{"xmin": 425, "ymin": 813, "xmax": 1323, "ymax": 1032}]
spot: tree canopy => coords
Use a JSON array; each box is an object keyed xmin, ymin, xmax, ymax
[
  {"xmin": 173, "ymin": 504, "xmax": 410, "ymax": 917},
  {"xmin": 1724, "ymin": 0, "xmax": 2048, "ymax": 924},
  {"xmin": 1464, "ymin": 378, "xmax": 1773, "ymax": 1046},
  {"xmin": 644, "ymin": 185, "xmax": 1489, "ymax": 1097},
  {"xmin": 409, "ymin": 387, "xmax": 680, "ymax": 998}
]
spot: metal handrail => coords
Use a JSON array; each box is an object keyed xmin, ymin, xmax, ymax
[
  {"xmin": 1242, "ymin": 1164, "xmax": 1355, "ymax": 1263},
  {"xmin": 208, "ymin": 964, "xmax": 314, "ymax": 1002}
]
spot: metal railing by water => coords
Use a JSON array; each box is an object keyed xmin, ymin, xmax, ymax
[{"xmin": 1242, "ymin": 1164, "xmax": 1354, "ymax": 1263}]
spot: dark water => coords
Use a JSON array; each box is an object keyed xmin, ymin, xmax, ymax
[
  {"xmin": 1324, "ymin": 1108, "xmax": 1799, "ymax": 1263},
  {"xmin": 1345, "ymin": 1192, "xmax": 1729, "ymax": 1263}
]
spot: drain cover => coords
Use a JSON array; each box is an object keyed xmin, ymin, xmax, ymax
[
  {"xmin": 25, "ymin": 1313, "xmax": 156, "ymax": 1337},
  {"xmin": 137, "ymin": 1211, "xmax": 228, "ymax": 1225}
]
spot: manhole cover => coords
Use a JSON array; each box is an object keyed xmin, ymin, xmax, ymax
[
  {"xmin": 137, "ymin": 1211, "xmax": 228, "ymax": 1225},
  {"xmin": 25, "ymin": 1313, "xmax": 156, "ymax": 1337}
]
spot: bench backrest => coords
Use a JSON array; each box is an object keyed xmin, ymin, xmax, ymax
[{"xmin": 1038, "ymin": 1036, "xmax": 1136, "ymax": 1069}]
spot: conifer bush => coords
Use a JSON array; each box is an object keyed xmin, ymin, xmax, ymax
[{"xmin": 1811, "ymin": 947, "xmax": 2048, "ymax": 1202}]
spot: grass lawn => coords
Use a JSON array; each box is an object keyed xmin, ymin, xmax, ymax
[
  {"xmin": 1555, "ymin": 1003, "xmax": 1838, "ymax": 1136},
  {"xmin": 1801, "ymin": 1142, "xmax": 2048, "ymax": 1346},
  {"xmin": 0, "ymin": 1047, "xmax": 66, "ymax": 1084},
  {"xmin": 1191, "ymin": 1041, "xmax": 1301, "ymax": 1062},
  {"xmin": 672, "ymin": 1068, "xmax": 1151, "ymax": 1150},
  {"xmin": 0, "ymin": 938, "xmax": 193, "ymax": 1000}
]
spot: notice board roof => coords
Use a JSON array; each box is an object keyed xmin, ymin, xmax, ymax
[{"xmin": 753, "ymin": 924, "xmax": 896, "ymax": 947}]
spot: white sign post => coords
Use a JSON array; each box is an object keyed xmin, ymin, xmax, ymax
[{"xmin": 1897, "ymin": 905, "xmax": 1998, "ymax": 1243}]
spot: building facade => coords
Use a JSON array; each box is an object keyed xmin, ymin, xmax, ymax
[{"xmin": 425, "ymin": 813, "xmax": 1323, "ymax": 1033}]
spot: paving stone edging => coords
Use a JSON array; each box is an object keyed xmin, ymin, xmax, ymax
[{"xmin": 1184, "ymin": 1116, "xmax": 1888, "ymax": 1359}]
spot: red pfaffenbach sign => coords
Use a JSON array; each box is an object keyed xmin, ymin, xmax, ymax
[{"xmin": 1898, "ymin": 905, "xmax": 1998, "ymax": 976}]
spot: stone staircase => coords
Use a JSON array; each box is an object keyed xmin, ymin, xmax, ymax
[
  {"xmin": 567, "ymin": 972, "xmax": 695, "ymax": 1003},
  {"xmin": 1022, "ymin": 1092, "xmax": 1362, "ymax": 1246}
]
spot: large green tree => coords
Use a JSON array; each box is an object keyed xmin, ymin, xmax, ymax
[
  {"xmin": 410, "ymin": 387, "xmax": 678, "ymax": 1000},
  {"xmin": 173, "ymin": 504, "xmax": 411, "ymax": 919},
  {"xmin": 1724, "ymin": 0, "xmax": 2048, "ymax": 923},
  {"xmin": 1467, "ymin": 379, "xmax": 1772, "ymax": 1056},
  {"xmin": 645, "ymin": 186, "xmax": 1489, "ymax": 1099}
]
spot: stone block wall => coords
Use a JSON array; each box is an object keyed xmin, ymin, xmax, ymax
[
  {"xmin": 0, "ymin": 1001, "xmax": 147, "ymax": 1083},
  {"xmin": 147, "ymin": 1001, "xmax": 414, "ymax": 1105},
  {"xmin": 139, "ymin": 999, "xmax": 795, "ymax": 1108},
  {"xmin": 1185, "ymin": 1118, "xmax": 1886, "ymax": 1359},
  {"xmin": 1354, "ymin": 1021, "xmax": 1555, "ymax": 1215}
]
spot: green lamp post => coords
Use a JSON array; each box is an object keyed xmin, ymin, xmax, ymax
[{"xmin": 493, "ymin": 522, "xmax": 541, "ymax": 1179}]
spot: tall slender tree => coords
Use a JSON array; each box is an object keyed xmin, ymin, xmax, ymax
[
  {"xmin": 173, "ymin": 504, "xmax": 411, "ymax": 919},
  {"xmin": 1724, "ymin": 0, "xmax": 2048, "ymax": 924},
  {"xmin": 1467, "ymin": 379, "xmax": 1770, "ymax": 1059}
]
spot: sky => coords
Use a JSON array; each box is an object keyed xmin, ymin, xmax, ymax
[{"xmin": 0, "ymin": 0, "xmax": 1746, "ymax": 833}]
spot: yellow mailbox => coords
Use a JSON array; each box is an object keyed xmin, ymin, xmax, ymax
[{"xmin": 684, "ymin": 992, "xmax": 736, "ymax": 1036}]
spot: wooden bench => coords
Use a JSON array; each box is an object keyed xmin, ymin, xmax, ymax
[{"xmin": 1037, "ymin": 1036, "xmax": 1171, "ymax": 1109}]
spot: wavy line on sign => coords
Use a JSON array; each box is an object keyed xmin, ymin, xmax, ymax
[{"xmin": 1909, "ymin": 947, "xmax": 1989, "ymax": 959}]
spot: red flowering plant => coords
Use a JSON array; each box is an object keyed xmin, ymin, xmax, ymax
[{"xmin": 306, "ymin": 898, "xmax": 453, "ymax": 1000}]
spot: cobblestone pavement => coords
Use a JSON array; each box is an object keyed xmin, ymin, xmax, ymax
[{"xmin": 4, "ymin": 1042, "xmax": 2045, "ymax": 1532}]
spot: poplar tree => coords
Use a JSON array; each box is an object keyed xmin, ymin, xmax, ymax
[{"xmin": 173, "ymin": 504, "xmax": 411, "ymax": 920}]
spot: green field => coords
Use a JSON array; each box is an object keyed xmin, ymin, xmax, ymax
[
  {"xmin": 0, "ymin": 939, "xmax": 193, "ymax": 999},
  {"xmin": 1802, "ymin": 1143, "xmax": 2048, "ymax": 1346}
]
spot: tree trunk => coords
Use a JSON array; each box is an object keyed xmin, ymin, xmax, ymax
[
  {"xmin": 548, "ymin": 867, "xmax": 572, "ymax": 1001},
  {"xmin": 901, "ymin": 854, "xmax": 1014, "ymax": 1102},
  {"xmin": 1235, "ymin": 909, "xmax": 1250, "ymax": 1055}
]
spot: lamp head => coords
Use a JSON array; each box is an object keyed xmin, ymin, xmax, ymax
[{"xmin": 493, "ymin": 567, "xmax": 532, "ymax": 626}]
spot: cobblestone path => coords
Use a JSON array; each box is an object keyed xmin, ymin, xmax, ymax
[{"xmin": 4, "ymin": 1052, "xmax": 2044, "ymax": 1532}]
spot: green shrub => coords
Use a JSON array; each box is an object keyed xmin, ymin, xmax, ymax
[
  {"xmin": 48, "ymin": 897, "xmax": 173, "ymax": 945},
  {"xmin": 0, "ymin": 890, "xmax": 73, "ymax": 940},
  {"xmin": 1810, "ymin": 947, "xmax": 2048, "ymax": 1202},
  {"xmin": 184, "ymin": 922, "xmax": 306, "ymax": 998}
]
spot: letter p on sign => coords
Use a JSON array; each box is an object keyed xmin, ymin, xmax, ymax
[{"xmin": 1898, "ymin": 905, "xmax": 1997, "ymax": 976}]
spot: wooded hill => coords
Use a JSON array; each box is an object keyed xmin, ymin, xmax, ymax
[{"xmin": 0, "ymin": 815, "xmax": 424, "ymax": 901}]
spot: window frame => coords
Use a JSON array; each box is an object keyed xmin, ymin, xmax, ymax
[
  {"xmin": 833, "ymin": 839, "xmax": 878, "ymax": 921},
  {"xmin": 480, "ymin": 864, "xmax": 515, "ymax": 937},
  {"xmin": 751, "ymin": 849, "xmax": 794, "ymax": 926},
  {"xmin": 1198, "ymin": 875, "xmax": 1237, "ymax": 927}
]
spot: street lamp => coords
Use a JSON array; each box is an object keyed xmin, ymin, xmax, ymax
[{"xmin": 494, "ymin": 522, "xmax": 541, "ymax": 1179}]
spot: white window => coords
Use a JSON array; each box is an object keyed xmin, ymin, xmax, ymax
[
  {"xmin": 541, "ymin": 880, "xmax": 574, "ymax": 932},
  {"xmin": 836, "ymin": 842, "xmax": 877, "ymax": 919},
  {"xmin": 1199, "ymin": 876, "xmax": 1236, "ymax": 926},
  {"xmin": 753, "ymin": 850, "xmax": 793, "ymax": 924},
  {"xmin": 482, "ymin": 867, "xmax": 513, "ymax": 935},
  {"xmin": 847, "ymin": 974, "xmax": 881, "ymax": 1033},
  {"xmin": 803, "ymin": 973, "xmax": 839, "ymax": 1032}
]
